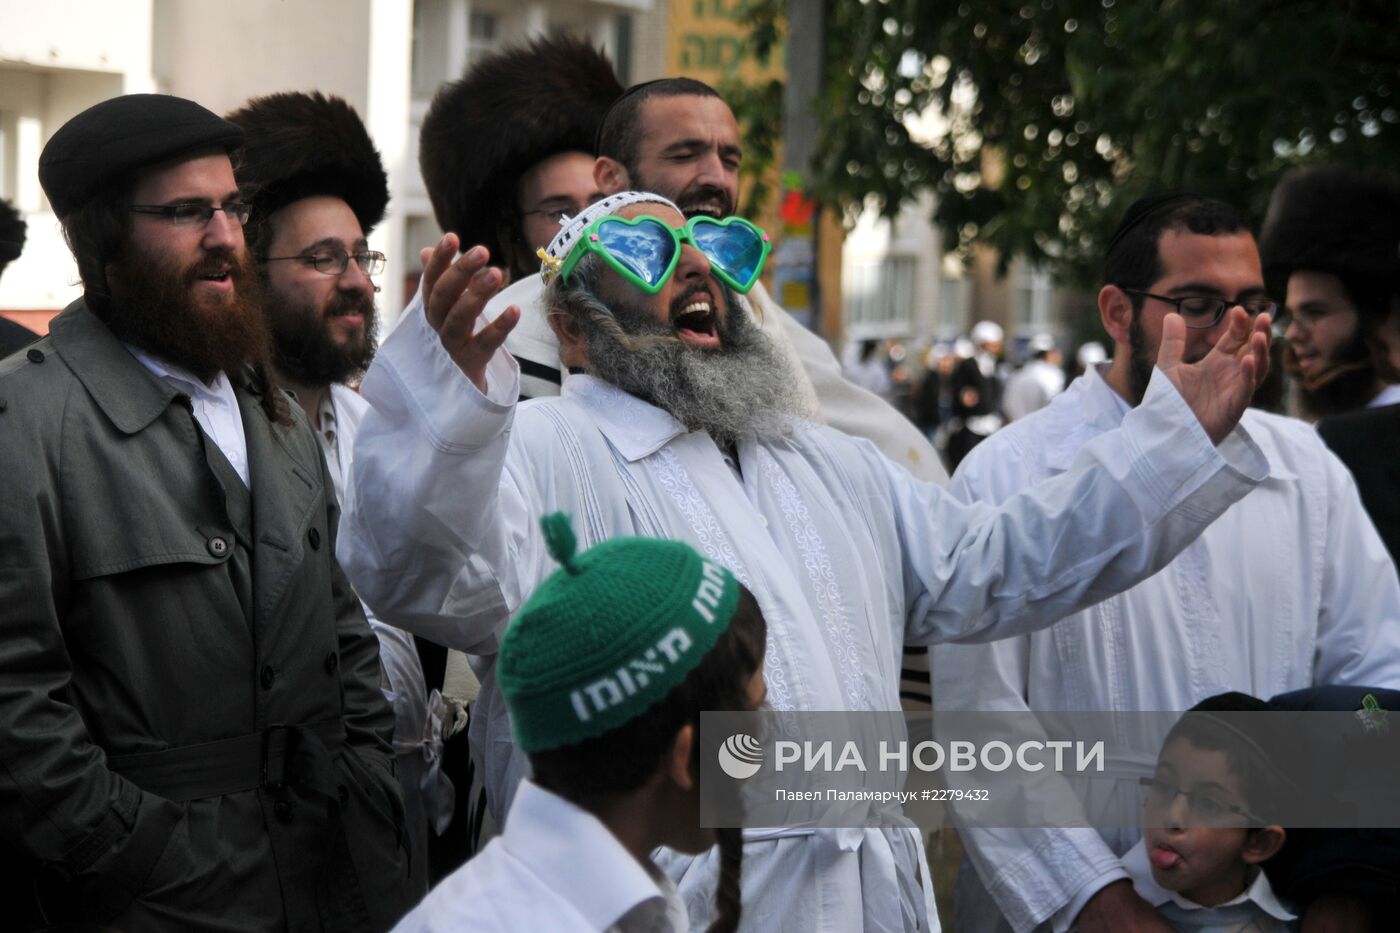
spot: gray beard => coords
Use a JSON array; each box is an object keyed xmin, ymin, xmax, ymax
[{"xmin": 580, "ymin": 288, "xmax": 811, "ymax": 447}]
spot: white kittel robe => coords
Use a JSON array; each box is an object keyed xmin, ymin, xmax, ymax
[{"xmin": 338, "ymin": 301, "xmax": 1269, "ymax": 932}]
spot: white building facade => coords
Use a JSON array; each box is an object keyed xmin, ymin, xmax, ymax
[{"xmin": 0, "ymin": 0, "xmax": 660, "ymax": 330}]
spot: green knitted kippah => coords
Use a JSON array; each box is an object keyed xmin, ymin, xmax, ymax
[{"xmin": 499, "ymin": 513, "xmax": 743, "ymax": 753}]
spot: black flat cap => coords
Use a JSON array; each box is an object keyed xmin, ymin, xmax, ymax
[{"xmin": 39, "ymin": 94, "xmax": 244, "ymax": 219}]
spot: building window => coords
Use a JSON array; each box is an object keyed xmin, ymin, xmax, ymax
[
  {"xmin": 468, "ymin": 12, "xmax": 499, "ymax": 63},
  {"xmin": 1014, "ymin": 263, "xmax": 1054, "ymax": 332},
  {"xmin": 612, "ymin": 14, "xmax": 633, "ymax": 85},
  {"xmin": 936, "ymin": 276, "xmax": 970, "ymax": 339},
  {"xmin": 846, "ymin": 255, "xmax": 916, "ymax": 336}
]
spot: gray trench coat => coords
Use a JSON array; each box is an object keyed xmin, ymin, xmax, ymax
[{"xmin": 0, "ymin": 301, "xmax": 411, "ymax": 931}]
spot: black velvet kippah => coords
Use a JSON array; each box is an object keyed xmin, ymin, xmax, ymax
[
  {"xmin": 39, "ymin": 94, "xmax": 244, "ymax": 218},
  {"xmin": 1106, "ymin": 191, "xmax": 1207, "ymax": 256}
]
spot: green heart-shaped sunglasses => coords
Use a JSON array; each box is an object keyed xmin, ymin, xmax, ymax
[{"xmin": 559, "ymin": 214, "xmax": 772, "ymax": 295}]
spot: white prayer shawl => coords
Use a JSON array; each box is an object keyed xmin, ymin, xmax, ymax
[
  {"xmin": 933, "ymin": 365, "xmax": 1400, "ymax": 933},
  {"xmin": 339, "ymin": 303, "xmax": 1270, "ymax": 932}
]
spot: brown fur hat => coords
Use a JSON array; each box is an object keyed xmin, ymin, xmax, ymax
[
  {"xmin": 1260, "ymin": 165, "xmax": 1400, "ymax": 314},
  {"xmin": 225, "ymin": 91, "xmax": 389, "ymax": 246},
  {"xmin": 418, "ymin": 35, "xmax": 623, "ymax": 259}
]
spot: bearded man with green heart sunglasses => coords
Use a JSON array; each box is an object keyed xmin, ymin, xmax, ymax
[
  {"xmin": 538, "ymin": 191, "xmax": 782, "ymax": 357},
  {"xmin": 557, "ymin": 210, "xmax": 771, "ymax": 295}
]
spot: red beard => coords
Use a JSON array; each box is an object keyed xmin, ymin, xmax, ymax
[{"xmin": 106, "ymin": 244, "xmax": 272, "ymax": 383}]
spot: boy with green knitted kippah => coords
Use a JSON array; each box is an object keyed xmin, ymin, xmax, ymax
[{"xmin": 392, "ymin": 514, "xmax": 768, "ymax": 933}]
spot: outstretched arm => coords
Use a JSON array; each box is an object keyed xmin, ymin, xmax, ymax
[{"xmin": 338, "ymin": 238, "xmax": 534, "ymax": 654}]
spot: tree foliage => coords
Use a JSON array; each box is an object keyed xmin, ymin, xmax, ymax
[{"xmin": 737, "ymin": 0, "xmax": 1400, "ymax": 285}]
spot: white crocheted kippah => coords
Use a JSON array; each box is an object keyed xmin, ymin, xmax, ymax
[{"xmin": 538, "ymin": 191, "xmax": 682, "ymax": 282}]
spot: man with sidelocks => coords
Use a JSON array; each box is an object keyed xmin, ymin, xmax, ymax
[
  {"xmin": 341, "ymin": 189, "xmax": 1273, "ymax": 930},
  {"xmin": 934, "ymin": 193, "xmax": 1400, "ymax": 933}
]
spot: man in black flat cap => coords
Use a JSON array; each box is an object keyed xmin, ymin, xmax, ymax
[
  {"xmin": 0, "ymin": 93, "xmax": 410, "ymax": 932},
  {"xmin": 0, "ymin": 197, "xmax": 40, "ymax": 357}
]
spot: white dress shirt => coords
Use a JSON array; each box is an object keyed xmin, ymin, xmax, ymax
[
  {"xmin": 391, "ymin": 779, "xmax": 688, "ymax": 933},
  {"xmin": 1123, "ymin": 840, "xmax": 1298, "ymax": 932},
  {"xmin": 933, "ymin": 364, "xmax": 1400, "ymax": 933},
  {"xmin": 126, "ymin": 345, "xmax": 249, "ymax": 487},
  {"xmin": 339, "ymin": 298, "xmax": 1270, "ymax": 931}
]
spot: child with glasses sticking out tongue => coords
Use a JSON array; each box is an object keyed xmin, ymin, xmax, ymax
[
  {"xmin": 391, "ymin": 514, "xmax": 768, "ymax": 933},
  {"xmin": 1125, "ymin": 693, "xmax": 1298, "ymax": 932}
]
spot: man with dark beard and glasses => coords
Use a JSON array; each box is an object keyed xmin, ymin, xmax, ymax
[
  {"xmin": 227, "ymin": 90, "xmax": 447, "ymax": 901},
  {"xmin": 343, "ymin": 191, "xmax": 1278, "ymax": 930},
  {"xmin": 0, "ymin": 94, "xmax": 410, "ymax": 931},
  {"xmin": 932, "ymin": 193, "xmax": 1400, "ymax": 933}
]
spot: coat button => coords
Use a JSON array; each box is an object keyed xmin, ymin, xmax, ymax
[
  {"xmin": 274, "ymin": 799, "xmax": 293, "ymax": 823},
  {"xmin": 324, "ymin": 651, "xmax": 339, "ymax": 675},
  {"xmin": 260, "ymin": 664, "xmax": 276, "ymax": 689},
  {"xmin": 307, "ymin": 527, "xmax": 321, "ymax": 550},
  {"xmin": 207, "ymin": 536, "xmax": 229, "ymax": 558},
  {"xmin": 26, "ymin": 348, "xmax": 44, "ymax": 363}
]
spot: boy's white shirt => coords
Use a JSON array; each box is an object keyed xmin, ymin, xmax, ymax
[
  {"xmin": 1122, "ymin": 838, "xmax": 1296, "ymax": 929},
  {"xmin": 390, "ymin": 778, "xmax": 688, "ymax": 932}
]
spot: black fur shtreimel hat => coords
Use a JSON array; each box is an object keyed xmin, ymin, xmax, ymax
[
  {"xmin": 418, "ymin": 35, "xmax": 623, "ymax": 259},
  {"xmin": 39, "ymin": 94, "xmax": 244, "ymax": 219},
  {"xmin": 225, "ymin": 91, "xmax": 389, "ymax": 237},
  {"xmin": 1260, "ymin": 165, "xmax": 1400, "ymax": 310}
]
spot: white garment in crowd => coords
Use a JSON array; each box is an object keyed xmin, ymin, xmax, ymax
[
  {"xmin": 391, "ymin": 779, "xmax": 688, "ymax": 933},
  {"xmin": 339, "ymin": 296, "xmax": 1271, "ymax": 931},
  {"xmin": 841, "ymin": 341, "xmax": 894, "ymax": 399},
  {"xmin": 1121, "ymin": 840, "xmax": 1298, "ymax": 933},
  {"xmin": 933, "ymin": 364, "xmax": 1400, "ymax": 933},
  {"xmin": 1002, "ymin": 357, "xmax": 1066, "ymax": 422},
  {"xmin": 315, "ymin": 384, "xmax": 454, "ymax": 896}
]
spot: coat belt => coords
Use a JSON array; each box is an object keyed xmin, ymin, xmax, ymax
[{"xmin": 107, "ymin": 720, "xmax": 346, "ymax": 802}]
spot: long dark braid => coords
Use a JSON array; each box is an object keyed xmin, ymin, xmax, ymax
[{"xmin": 705, "ymin": 826, "xmax": 745, "ymax": 933}]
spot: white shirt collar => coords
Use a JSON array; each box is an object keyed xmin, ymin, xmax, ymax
[
  {"xmin": 499, "ymin": 779, "xmax": 682, "ymax": 931},
  {"xmin": 1124, "ymin": 838, "xmax": 1296, "ymax": 922},
  {"xmin": 1369, "ymin": 383, "xmax": 1400, "ymax": 408},
  {"xmin": 560, "ymin": 373, "xmax": 687, "ymax": 462},
  {"xmin": 125, "ymin": 344, "xmax": 235, "ymax": 404}
]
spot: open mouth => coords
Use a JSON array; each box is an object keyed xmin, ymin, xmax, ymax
[
  {"xmin": 196, "ymin": 265, "xmax": 232, "ymax": 286},
  {"xmin": 682, "ymin": 199, "xmax": 727, "ymax": 220},
  {"xmin": 672, "ymin": 293, "xmax": 720, "ymax": 347}
]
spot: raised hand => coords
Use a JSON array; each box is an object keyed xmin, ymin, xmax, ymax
[
  {"xmin": 1155, "ymin": 307, "xmax": 1271, "ymax": 445},
  {"xmin": 419, "ymin": 234, "xmax": 519, "ymax": 393}
]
